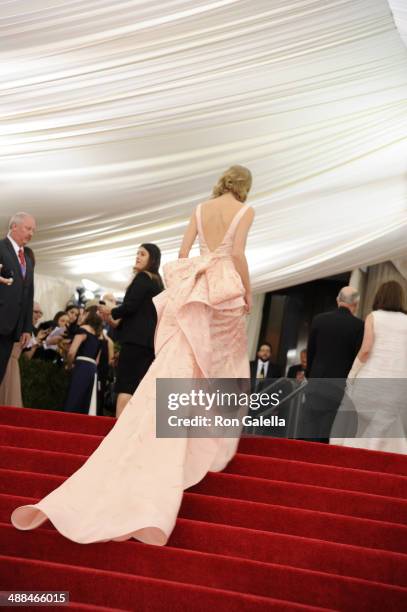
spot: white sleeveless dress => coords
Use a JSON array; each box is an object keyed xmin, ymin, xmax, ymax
[{"xmin": 330, "ymin": 309, "xmax": 407, "ymax": 454}]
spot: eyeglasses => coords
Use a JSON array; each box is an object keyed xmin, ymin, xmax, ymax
[{"xmin": 34, "ymin": 310, "xmax": 43, "ymax": 315}]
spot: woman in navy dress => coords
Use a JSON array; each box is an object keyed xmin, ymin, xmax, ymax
[{"xmin": 64, "ymin": 306, "xmax": 103, "ymax": 414}]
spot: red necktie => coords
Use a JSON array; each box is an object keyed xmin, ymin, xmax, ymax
[{"xmin": 18, "ymin": 248, "xmax": 26, "ymax": 278}]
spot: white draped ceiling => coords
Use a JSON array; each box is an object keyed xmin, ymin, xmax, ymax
[{"xmin": 1, "ymin": 0, "xmax": 406, "ymax": 294}]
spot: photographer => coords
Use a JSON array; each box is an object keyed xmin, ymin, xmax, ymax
[{"xmin": 31, "ymin": 311, "xmax": 69, "ymax": 364}]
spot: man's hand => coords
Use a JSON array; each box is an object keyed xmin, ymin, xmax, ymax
[
  {"xmin": 0, "ymin": 264, "xmax": 13, "ymax": 286},
  {"xmin": 20, "ymin": 332, "xmax": 32, "ymax": 349},
  {"xmin": 37, "ymin": 328, "xmax": 51, "ymax": 342}
]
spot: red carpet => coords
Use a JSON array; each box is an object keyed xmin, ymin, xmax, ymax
[{"xmin": 1, "ymin": 405, "xmax": 406, "ymax": 611}]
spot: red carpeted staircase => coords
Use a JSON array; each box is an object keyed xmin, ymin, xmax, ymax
[{"xmin": 1, "ymin": 405, "xmax": 407, "ymax": 611}]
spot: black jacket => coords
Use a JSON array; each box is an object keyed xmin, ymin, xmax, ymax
[
  {"xmin": 250, "ymin": 359, "xmax": 281, "ymax": 380},
  {"xmin": 287, "ymin": 364, "xmax": 306, "ymax": 378},
  {"xmin": 0, "ymin": 237, "xmax": 34, "ymax": 338},
  {"xmin": 111, "ymin": 272, "xmax": 162, "ymax": 348},
  {"xmin": 306, "ymin": 307, "xmax": 364, "ymax": 379}
]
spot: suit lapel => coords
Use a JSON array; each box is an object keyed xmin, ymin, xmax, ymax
[
  {"xmin": 4, "ymin": 237, "xmax": 25, "ymax": 280},
  {"xmin": 25, "ymin": 250, "xmax": 33, "ymax": 283}
]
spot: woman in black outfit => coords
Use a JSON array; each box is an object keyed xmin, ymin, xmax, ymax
[{"xmin": 100, "ymin": 243, "xmax": 163, "ymax": 418}]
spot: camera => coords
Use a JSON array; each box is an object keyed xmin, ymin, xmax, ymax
[{"xmin": 1, "ymin": 266, "xmax": 14, "ymax": 280}]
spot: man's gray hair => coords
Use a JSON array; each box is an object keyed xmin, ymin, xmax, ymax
[
  {"xmin": 8, "ymin": 212, "xmax": 32, "ymax": 230},
  {"xmin": 337, "ymin": 288, "xmax": 360, "ymax": 305}
]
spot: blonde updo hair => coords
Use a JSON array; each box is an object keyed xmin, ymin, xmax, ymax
[{"xmin": 212, "ymin": 165, "xmax": 252, "ymax": 203}]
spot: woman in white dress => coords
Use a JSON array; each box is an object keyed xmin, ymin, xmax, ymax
[{"xmin": 330, "ymin": 280, "xmax": 407, "ymax": 454}]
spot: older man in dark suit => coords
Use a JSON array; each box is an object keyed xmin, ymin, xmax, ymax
[
  {"xmin": 0, "ymin": 212, "xmax": 36, "ymax": 385},
  {"xmin": 300, "ymin": 286, "xmax": 364, "ymax": 442}
]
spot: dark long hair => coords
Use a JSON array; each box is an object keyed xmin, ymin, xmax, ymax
[
  {"xmin": 53, "ymin": 310, "xmax": 67, "ymax": 326},
  {"xmin": 372, "ymin": 281, "xmax": 406, "ymax": 314},
  {"xmin": 140, "ymin": 243, "xmax": 164, "ymax": 289},
  {"xmin": 83, "ymin": 305, "xmax": 104, "ymax": 336}
]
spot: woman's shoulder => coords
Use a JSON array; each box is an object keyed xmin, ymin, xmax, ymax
[
  {"xmin": 373, "ymin": 308, "xmax": 407, "ymax": 315},
  {"xmin": 198, "ymin": 199, "xmax": 254, "ymax": 225},
  {"xmin": 129, "ymin": 270, "xmax": 151, "ymax": 280},
  {"xmin": 133, "ymin": 270, "xmax": 158, "ymax": 286},
  {"xmin": 77, "ymin": 325, "xmax": 94, "ymax": 335},
  {"xmin": 372, "ymin": 309, "xmax": 407, "ymax": 323},
  {"xmin": 125, "ymin": 271, "xmax": 151, "ymax": 289},
  {"xmin": 199, "ymin": 195, "xmax": 253, "ymax": 210},
  {"xmin": 242, "ymin": 204, "xmax": 255, "ymax": 219},
  {"xmin": 126, "ymin": 271, "xmax": 162, "ymax": 294}
]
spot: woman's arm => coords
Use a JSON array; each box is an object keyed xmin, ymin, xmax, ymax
[
  {"xmin": 46, "ymin": 333, "xmax": 63, "ymax": 346},
  {"xmin": 23, "ymin": 329, "xmax": 49, "ymax": 360},
  {"xmin": 348, "ymin": 313, "xmax": 374, "ymax": 380},
  {"xmin": 44, "ymin": 326, "xmax": 66, "ymax": 347},
  {"xmin": 66, "ymin": 334, "xmax": 86, "ymax": 368},
  {"xmin": 357, "ymin": 313, "xmax": 374, "ymax": 363},
  {"xmin": 231, "ymin": 207, "xmax": 255, "ymax": 312},
  {"xmin": 178, "ymin": 212, "xmax": 198, "ymax": 259},
  {"xmin": 107, "ymin": 317, "xmax": 120, "ymax": 328},
  {"xmin": 103, "ymin": 332, "xmax": 115, "ymax": 365}
]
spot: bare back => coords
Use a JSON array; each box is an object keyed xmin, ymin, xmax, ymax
[
  {"xmin": 178, "ymin": 193, "xmax": 254, "ymax": 260},
  {"xmin": 199, "ymin": 196, "xmax": 247, "ymax": 253}
]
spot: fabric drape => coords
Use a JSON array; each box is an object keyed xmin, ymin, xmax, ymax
[{"xmin": 0, "ymin": 1, "xmax": 406, "ymax": 295}]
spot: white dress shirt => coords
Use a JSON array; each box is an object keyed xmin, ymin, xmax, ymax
[
  {"xmin": 7, "ymin": 233, "xmax": 21, "ymax": 258},
  {"xmin": 256, "ymin": 359, "xmax": 269, "ymax": 378}
]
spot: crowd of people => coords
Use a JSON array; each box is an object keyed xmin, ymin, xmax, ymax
[
  {"xmin": 6, "ymin": 164, "xmax": 407, "ymax": 553},
  {"xmin": 250, "ymin": 282, "xmax": 407, "ymax": 453},
  {"xmin": 1, "ymin": 206, "xmax": 407, "ymax": 453},
  {"xmin": 0, "ymin": 213, "xmax": 166, "ymax": 417},
  {"xmin": 0, "ymin": 300, "xmax": 116, "ymax": 415}
]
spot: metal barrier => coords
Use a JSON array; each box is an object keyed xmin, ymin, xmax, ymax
[{"xmin": 244, "ymin": 377, "xmax": 308, "ymax": 438}]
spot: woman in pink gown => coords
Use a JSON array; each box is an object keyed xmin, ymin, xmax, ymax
[{"xmin": 11, "ymin": 165, "xmax": 254, "ymax": 545}]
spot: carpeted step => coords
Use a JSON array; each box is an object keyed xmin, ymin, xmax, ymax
[
  {"xmin": 190, "ymin": 472, "xmax": 407, "ymax": 523},
  {"xmin": 2, "ymin": 525, "xmax": 407, "ymax": 610},
  {"xmin": 0, "ymin": 556, "xmax": 330, "ymax": 612},
  {"xmin": 0, "ymin": 405, "xmax": 113, "ymax": 435},
  {"xmin": 181, "ymin": 494, "xmax": 407, "ymax": 553},
  {"xmin": 2, "ymin": 495, "xmax": 407, "ymax": 585},
  {"xmin": 0, "ymin": 523, "xmax": 300, "ymax": 602},
  {"xmin": 2, "ymin": 407, "xmax": 407, "ymax": 475},
  {"xmin": 2, "ymin": 490, "xmax": 406, "ymax": 554},
  {"xmin": 225, "ymin": 453, "xmax": 407, "ymax": 497},
  {"xmin": 240, "ymin": 436, "xmax": 407, "ymax": 475},
  {"xmin": 2, "ymin": 444, "xmax": 406, "ymax": 500},
  {"xmin": 2, "ymin": 405, "xmax": 406, "ymax": 610},
  {"xmin": 0, "ymin": 495, "xmax": 407, "ymax": 586},
  {"xmin": 2, "ymin": 465, "xmax": 406, "ymax": 525},
  {"xmin": 2, "ymin": 513, "xmax": 407, "ymax": 588},
  {"xmin": 0, "ymin": 424, "xmax": 102, "ymax": 456}
]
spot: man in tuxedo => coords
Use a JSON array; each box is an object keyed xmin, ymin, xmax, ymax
[
  {"xmin": 0, "ymin": 213, "xmax": 36, "ymax": 385},
  {"xmin": 301, "ymin": 286, "xmax": 364, "ymax": 442},
  {"xmin": 250, "ymin": 342, "xmax": 281, "ymax": 392}
]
